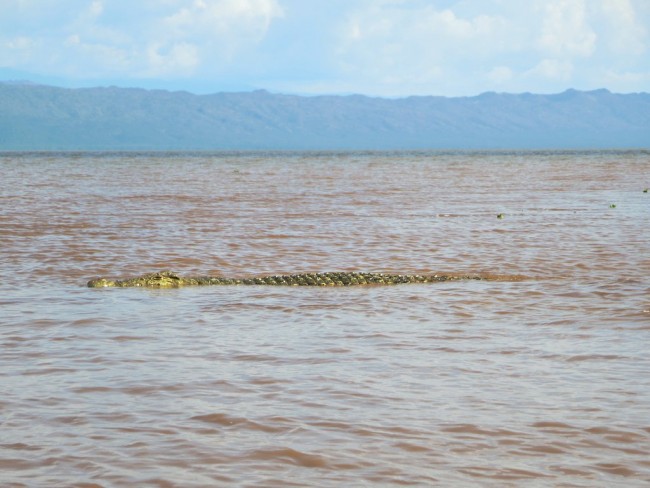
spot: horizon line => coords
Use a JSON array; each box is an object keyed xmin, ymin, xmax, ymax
[{"xmin": 4, "ymin": 79, "xmax": 650, "ymax": 99}]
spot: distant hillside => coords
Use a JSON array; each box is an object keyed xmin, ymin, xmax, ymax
[{"xmin": 0, "ymin": 83, "xmax": 648, "ymax": 150}]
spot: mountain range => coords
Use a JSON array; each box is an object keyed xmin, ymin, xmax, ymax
[{"xmin": 1, "ymin": 82, "xmax": 648, "ymax": 150}]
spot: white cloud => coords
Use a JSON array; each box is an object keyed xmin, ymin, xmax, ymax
[
  {"xmin": 526, "ymin": 59, "xmax": 574, "ymax": 81},
  {"xmin": 336, "ymin": 2, "xmax": 512, "ymax": 95},
  {"xmin": 0, "ymin": 0, "xmax": 648, "ymax": 95},
  {"xmin": 323, "ymin": 0, "xmax": 649, "ymax": 95},
  {"xmin": 605, "ymin": 69, "xmax": 650, "ymax": 84},
  {"xmin": 88, "ymin": 0, "xmax": 103, "ymax": 17},
  {"xmin": 163, "ymin": 0, "xmax": 282, "ymax": 40},
  {"xmin": 145, "ymin": 41, "xmax": 200, "ymax": 76},
  {"xmin": 537, "ymin": 0, "xmax": 596, "ymax": 57},
  {"xmin": 0, "ymin": 0, "xmax": 283, "ymax": 80},
  {"xmin": 159, "ymin": 0, "xmax": 284, "ymax": 62},
  {"xmin": 487, "ymin": 66, "xmax": 514, "ymax": 84},
  {"xmin": 600, "ymin": 0, "xmax": 647, "ymax": 56},
  {"xmin": 0, "ymin": 35, "xmax": 35, "ymax": 67},
  {"xmin": 7, "ymin": 36, "xmax": 34, "ymax": 50}
]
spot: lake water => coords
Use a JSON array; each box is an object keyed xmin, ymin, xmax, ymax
[{"xmin": 1, "ymin": 150, "xmax": 649, "ymax": 487}]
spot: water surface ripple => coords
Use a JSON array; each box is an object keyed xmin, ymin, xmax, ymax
[{"xmin": 1, "ymin": 151, "xmax": 649, "ymax": 487}]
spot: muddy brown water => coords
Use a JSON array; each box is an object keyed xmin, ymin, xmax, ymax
[{"xmin": 1, "ymin": 150, "xmax": 649, "ymax": 487}]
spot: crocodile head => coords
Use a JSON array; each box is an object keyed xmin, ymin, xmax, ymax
[{"xmin": 87, "ymin": 278, "xmax": 116, "ymax": 288}]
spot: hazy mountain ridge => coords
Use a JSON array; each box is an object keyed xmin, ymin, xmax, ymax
[{"xmin": 1, "ymin": 83, "xmax": 648, "ymax": 149}]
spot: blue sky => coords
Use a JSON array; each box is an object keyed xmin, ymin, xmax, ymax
[{"xmin": 1, "ymin": 0, "xmax": 649, "ymax": 96}]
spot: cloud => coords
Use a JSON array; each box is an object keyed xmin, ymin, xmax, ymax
[
  {"xmin": 0, "ymin": 0, "xmax": 283, "ymax": 80},
  {"xmin": 312, "ymin": 0, "xmax": 650, "ymax": 96},
  {"xmin": 0, "ymin": 0, "xmax": 648, "ymax": 95},
  {"xmin": 525, "ymin": 59, "xmax": 574, "ymax": 81},
  {"xmin": 6, "ymin": 36, "xmax": 34, "ymax": 51},
  {"xmin": 537, "ymin": 0, "xmax": 596, "ymax": 57},
  {"xmin": 334, "ymin": 1, "xmax": 513, "ymax": 95},
  {"xmin": 487, "ymin": 66, "xmax": 514, "ymax": 84},
  {"xmin": 161, "ymin": 0, "xmax": 283, "ymax": 49},
  {"xmin": 87, "ymin": 0, "xmax": 103, "ymax": 17},
  {"xmin": 605, "ymin": 69, "xmax": 650, "ymax": 84},
  {"xmin": 145, "ymin": 42, "xmax": 200, "ymax": 77},
  {"xmin": 600, "ymin": 0, "xmax": 647, "ymax": 56}
]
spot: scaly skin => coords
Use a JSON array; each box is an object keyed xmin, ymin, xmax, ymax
[{"xmin": 87, "ymin": 270, "xmax": 491, "ymax": 288}]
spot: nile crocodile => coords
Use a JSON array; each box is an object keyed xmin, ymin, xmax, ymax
[{"xmin": 87, "ymin": 270, "xmax": 506, "ymax": 288}]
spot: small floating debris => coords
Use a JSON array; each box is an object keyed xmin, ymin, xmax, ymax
[
  {"xmin": 609, "ymin": 204, "xmax": 616, "ymax": 208},
  {"xmin": 497, "ymin": 213, "xmax": 505, "ymax": 219},
  {"xmin": 644, "ymin": 188, "xmax": 648, "ymax": 193}
]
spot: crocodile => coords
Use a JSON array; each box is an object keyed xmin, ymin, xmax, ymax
[{"xmin": 87, "ymin": 270, "xmax": 505, "ymax": 288}]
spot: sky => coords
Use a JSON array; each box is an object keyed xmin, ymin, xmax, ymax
[{"xmin": 1, "ymin": 0, "xmax": 649, "ymax": 97}]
